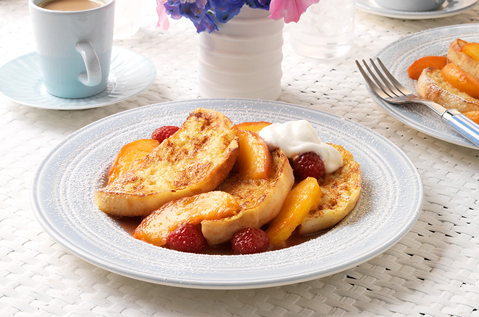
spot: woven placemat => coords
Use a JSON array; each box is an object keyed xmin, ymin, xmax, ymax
[{"xmin": 1, "ymin": 0, "xmax": 478, "ymax": 316}]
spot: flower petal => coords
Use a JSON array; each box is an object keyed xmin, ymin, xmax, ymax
[
  {"xmin": 269, "ymin": 0, "xmax": 320, "ymax": 23},
  {"xmin": 156, "ymin": 0, "xmax": 170, "ymax": 30}
]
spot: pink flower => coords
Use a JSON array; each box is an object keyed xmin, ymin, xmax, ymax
[
  {"xmin": 156, "ymin": 0, "xmax": 170, "ymax": 30},
  {"xmin": 268, "ymin": 0, "xmax": 320, "ymax": 23}
]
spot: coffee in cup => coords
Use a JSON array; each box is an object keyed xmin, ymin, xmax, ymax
[{"xmin": 38, "ymin": 0, "xmax": 105, "ymax": 11}]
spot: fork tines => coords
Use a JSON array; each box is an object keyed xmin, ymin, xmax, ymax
[{"xmin": 356, "ymin": 58, "xmax": 411, "ymax": 100}]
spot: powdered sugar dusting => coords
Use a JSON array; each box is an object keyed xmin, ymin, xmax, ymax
[{"xmin": 32, "ymin": 99, "xmax": 423, "ymax": 289}]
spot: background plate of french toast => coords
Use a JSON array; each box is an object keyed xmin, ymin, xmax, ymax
[
  {"xmin": 31, "ymin": 99, "xmax": 423, "ymax": 289},
  {"xmin": 371, "ymin": 23, "xmax": 479, "ymax": 149}
]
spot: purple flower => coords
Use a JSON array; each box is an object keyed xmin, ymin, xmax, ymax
[
  {"xmin": 164, "ymin": 0, "xmax": 219, "ymax": 33},
  {"xmin": 210, "ymin": 0, "xmax": 246, "ymax": 23},
  {"xmin": 194, "ymin": 11, "xmax": 219, "ymax": 33},
  {"xmin": 165, "ymin": 0, "xmax": 207, "ymax": 21},
  {"xmin": 157, "ymin": 0, "xmax": 315, "ymax": 33},
  {"xmin": 245, "ymin": 0, "xmax": 270, "ymax": 10}
]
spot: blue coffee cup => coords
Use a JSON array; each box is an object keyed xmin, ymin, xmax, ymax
[{"xmin": 29, "ymin": 0, "xmax": 115, "ymax": 99}]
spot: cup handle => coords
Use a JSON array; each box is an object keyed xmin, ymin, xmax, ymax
[{"xmin": 76, "ymin": 41, "xmax": 102, "ymax": 87}]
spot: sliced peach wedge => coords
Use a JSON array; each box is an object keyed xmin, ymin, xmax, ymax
[
  {"xmin": 447, "ymin": 39, "xmax": 479, "ymax": 81},
  {"xmin": 233, "ymin": 129, "xmax": 272, "ymax": 180},
  {"xmin": 266, "ymin": 177, "xmax": 322, "ymax": 248},
  {"xmin": 133, "ymin": 191, "xmax": 241, "ymax": 246},
  {"xmin": 441, "ymin": 63, "xmax": 479, "ymax": 99},
  {"xmin": 464, "ymin": 111, "xmax": 479, "ymax": 124},
  {"xmin": 461, "ymin": 42, "xmax": 479, "ymax": 62},
  {"xmin": 107, "ymin": 139, "xmax": 159, "ymax": 184},
  {"xmin": 233, "ymin": 121, "xmax": 272, "ymax": 133},
  {"xmin": 407, "ymin": 56, "xmax": 448, "ymax": 80}
]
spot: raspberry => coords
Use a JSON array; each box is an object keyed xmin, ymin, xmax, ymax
[
  {"xmin": 151, "ymin": 126, "xmax": 179, "ymax": 143},
  {"xmin": 291, "ymin": 152, "xmax": 326, "ymax": 181},
  {"xmin": 166, "ymin": 223, "xmax": 206, "ymax": 253},
  {"xmin": 231, "ymin": 228, "xmax": 270, "ymax": 255}
]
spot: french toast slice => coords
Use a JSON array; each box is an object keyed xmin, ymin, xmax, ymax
[
  {"xmin": 447, "ymin": 39, "xmax": 479, "ymax": 81},
  {"xmin": 417, "ymin": 67, "xmax": 479, "ymax": 113},
  {"xmin": 95, "ymin": 108, "xmax": 239, "ymax": 217},
  {"xmin": 298, "ymin": 143, "xmax": 361, "ymax": 235},
  {"xmin": 201, "ymin": 148, "xmax": 295, "ymax": 246}
]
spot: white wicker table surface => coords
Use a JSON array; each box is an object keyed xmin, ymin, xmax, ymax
[{"xmin": 1, "ymin": 0, "xmax": 478, "ymax": 316}]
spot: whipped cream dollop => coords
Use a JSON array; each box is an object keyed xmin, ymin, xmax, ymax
[{"xmin": 259, "ymin": 120, "xmax": 343, "ymax": 173}]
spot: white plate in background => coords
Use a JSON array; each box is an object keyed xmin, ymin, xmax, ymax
[
  {"xmin": 368, "ymin": 24, "xmax": 479, "ymax": 149},
  {"xmin": 357, "ymin": 0, "xmax": 478, "ymax": 19}
]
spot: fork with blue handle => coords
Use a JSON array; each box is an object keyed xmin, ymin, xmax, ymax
[{"xmin": 356, "ymin": 58, "xmax": 479, "ymax": 148}]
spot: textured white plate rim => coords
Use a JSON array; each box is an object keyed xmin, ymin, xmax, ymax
[
  {"xmin": 31, "ymin": 99, "xmax": 424, "ymax": 289},
  {"xmin": 369, "ymin": 24, "xmax": 479, "ymax": 150},
  {"xmin": 356, "ymin": 0, "xmax": 478, "ymax": 19},
  {"xmin": 0, "ymin": 47, "xmax": 156, "ymax": 110}
]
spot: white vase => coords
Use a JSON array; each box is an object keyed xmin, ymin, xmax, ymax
[{"xmin": 198, "ymin": 6, "xmax": 284, "ymax": 100}]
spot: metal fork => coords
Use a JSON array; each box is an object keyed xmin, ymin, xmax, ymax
[{"xmin": 356, "ymin": 58, "xmax": 479, "ymax": 147}]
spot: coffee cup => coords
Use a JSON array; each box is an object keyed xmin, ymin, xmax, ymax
[{"xmin": 29, "ymin": 0, "xmax": 115, "ymax": 99}]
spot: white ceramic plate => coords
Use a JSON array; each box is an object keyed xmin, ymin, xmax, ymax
[
  {"xmin": 356, "ymin": 0, "xmax": 478, "ymax": 19},
  {"xmin": 31, "ymin": 99, "xmax": 423, "ymax": 289},
  {"xmin": 0, "ymin": 47, "xmax": 156, "ymax": 110},
  {"xmin": 368, "ymin": 24, "xmax": 479, "ymax": 149}
]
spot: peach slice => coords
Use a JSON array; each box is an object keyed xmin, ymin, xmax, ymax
[
  {"xmin": 461, "ymin": 42, "xmax": 479, "ymax": 62},
  {"xmin": 407, "ymin": 56, "xmax": 448, "ymax": 80},
  {"xmin": 233, "ymin": 121, "xmax": 272, "ymax": 133},
  {"xmin": 234, "ymin": 129, "xmax": 272, "ymax": 179},
  {"xmin": 464, "ymin": 111, "xmax": 479, "ymax": 125},
  {"xmin": 132, "ymin": 191, "xmax": 241, "ymax": 246},
  {"xmin": 201, "ymin": 149, "xmax": 295, "ymax": 246},
  {"xmin": 108, "ymin": 139, "xmax": 159, "ymax": 184},
  {"xmin": 441, "ymin": 63, "xmax": 479, "ymax": 99},
  {"xmin": 266, "ymin": 177, "xmax": 322, "ymax": 248},
  {"xmin": 448, "ymin": 39, "xmax": 479, "ymax": 81}
]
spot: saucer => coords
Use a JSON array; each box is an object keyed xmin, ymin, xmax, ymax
[
  {"xmin": 0, "ymin": 47, "xmax": 156, "ymax": 110},
  {"xmin": 356, "ymin": 0, "xmax": 478, "ymax": 19}
]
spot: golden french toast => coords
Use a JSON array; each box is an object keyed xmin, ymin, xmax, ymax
[
  {"xmin": 201, "ymin": 148, "xmax": 295, "ymax": 246},
  {"xmin": 417, "ymin": 67, "xmax": 479, "ymax": 113},
  {"xmin": 95, "ymin": 108, "xmax": 239, "ymax": 217},
  {"xmin": 448, "ymin": 39, "xmax": 479, "ymax": 80},
  {"xmin": 298, "ymin": 143, "xmax": 361, "ymax": 235},
  {"xmin": 415, "ymin": 39, "xmax": 479, "ymax": 117}
]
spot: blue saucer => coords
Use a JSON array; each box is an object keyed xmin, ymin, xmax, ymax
[{"xmin": 0, "ymin": 47, "xmax": 156, "ymax": 110}]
